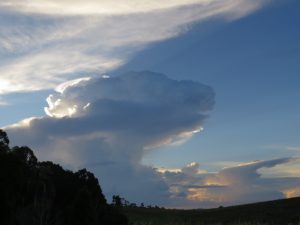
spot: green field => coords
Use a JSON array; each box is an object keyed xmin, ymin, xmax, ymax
[{"xmin": 123, "ymin": 197, "xmax": 300, "ymax": 225}]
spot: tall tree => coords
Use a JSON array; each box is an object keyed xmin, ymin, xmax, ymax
[{"xmin": 0, "ymin": 129, "xmax": 9, "ymax": 152}]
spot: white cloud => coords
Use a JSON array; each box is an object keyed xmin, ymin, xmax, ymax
[
  {"xmin": 1, "ymin": 0, "xmax": 264, "ymax": 16},
  {"xmin": 0, "ymin": 0, "xmax": 268, "ymax": 95},
  {"xmin": 0, "ymin": 49, "xmax": 122, "ymax": 94},
  {"xmin": 181, "ymin": 162, "xmax": 201, "ymax": 176}
]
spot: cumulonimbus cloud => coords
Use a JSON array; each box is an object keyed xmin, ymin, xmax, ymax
[
  {"xmin": 5, "ymin": 71, "xmax": 215, "ymax": 205},
  {"xmin": 4, "ymin": 71, "xmax": 300, "ymax": 207}
]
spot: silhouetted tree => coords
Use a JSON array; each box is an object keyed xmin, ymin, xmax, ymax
[
  {"xmin": 112, "ymin": 195, "xmax": 123, "ymax": 207},
  {"xmin": 129, "ymin": 203, "xmax": 137, "ymax": 208},
  {"xmin": 0, "ymin": 130, "xmax": 128, "ymax": 225},
  {"xmin": 124, "ymin": 200, "xmax": 130, "ymax": 206},
  {"xmin": 0, "ymin": 129, "xmax": 9, "ymax": 152},
  {"xmin": 12, "ymin": 146, "xmax": 38, "ymax": 166}
]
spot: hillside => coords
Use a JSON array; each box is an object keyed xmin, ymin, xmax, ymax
[{"xmin": 124, "ymin": 197, "xmax": 300, "ymax": 225}]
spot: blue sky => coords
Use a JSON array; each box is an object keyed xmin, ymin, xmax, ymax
[
  {"xmin": 1, "ymin": 0, "xmax": 300, "ymax": 208},
  {"xmin": 134, "ymin": 0, "xmax": 300, "ymax": 168}
]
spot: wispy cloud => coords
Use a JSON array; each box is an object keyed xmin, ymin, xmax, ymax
[
  {"xmin": 286, "ymin": 146, "xmax": 300, "ymax": 151},
  {"xmin": 0, "ymin": 0, "xmax": 268, "ymax": 94},
  {"xmin": 261, "ymin": 144, "xmax": 300, "ymax": 152},
  {"xmin": 1, "ymin": 0, "xmax": 265, "ymax": 16},
  {"xmin": 0, "ymin": 99, "xmax": 9, "ymax": 106}
]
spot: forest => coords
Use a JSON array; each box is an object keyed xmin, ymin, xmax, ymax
[{"xmin": 0, "ymin": 129, "xmax": 128, "ymax": 225}]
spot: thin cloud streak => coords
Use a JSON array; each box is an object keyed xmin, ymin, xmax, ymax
[{"xmin": 1, "ymin": 0, "xmax": 264, "ymax": 15}]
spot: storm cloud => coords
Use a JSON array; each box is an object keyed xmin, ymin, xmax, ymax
[
  {"xmin": 4, "ymin": 71, "xmax": 300, "ymax": 207},
  {"xmin": 6, "ymin": 71, "xmax": 215, "ymax": 205}
]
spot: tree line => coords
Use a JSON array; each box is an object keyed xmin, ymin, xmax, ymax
[
  {"xmin": 0, "ymin": 129, "xmax": 128, "ymax": 225},
  {"xmin": 112, "ymin": 195, "xmax": 164, "ymax": 209}
]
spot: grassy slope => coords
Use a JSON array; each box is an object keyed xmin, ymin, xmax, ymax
[{"xmin": 123, "ymin": 197, "xmax": 300, "ymax": 225}]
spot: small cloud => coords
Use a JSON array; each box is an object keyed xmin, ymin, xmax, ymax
[
  {"xmin": 283, "ymin": 187, "xmax": 300, "ymax": 199},
  {"xmin": 0, "ymin": 100, "xmax": 9, "ymax": 106},
  {"xmin": 261, "ymin": 144, "xmax": 300, "ymax": 153},
  {"xmin": 286, "ymin": 146, "xmax": 300, "ymax": 151},
  {"xmin": 181, "ymin": 162, "xmax": 201, "ymax": 175},
  {"xmin": 55, "ymin": 77, "xmax": 91, "ymax": 94}
]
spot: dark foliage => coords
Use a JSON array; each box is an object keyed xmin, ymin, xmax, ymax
[
  {"xmin": 0, "ymin": 129, "xmax": 128, "ymax": 225},
  {"xmin": 112, "ymin": 195, "xmax": 123, "ymax": 207},
  {"xmin": 124, "ymin": 197, "xmax": 300, "ymax": 225}
]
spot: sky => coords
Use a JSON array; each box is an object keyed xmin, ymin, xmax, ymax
[{"xmin": 0, "ymin": 0, "xmax": 300, "ymax": 208}]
